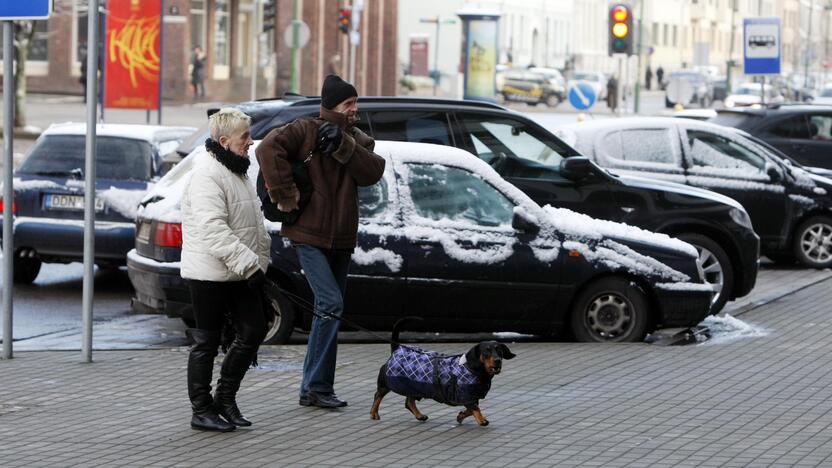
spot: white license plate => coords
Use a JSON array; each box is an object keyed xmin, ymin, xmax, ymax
[
  {"xmin": 136, "ymin": 222, "xmax": 151, "ymax": 243},
  {"xmin": 45, "ymin": 194, "xmax": 105, "ymax": 212}
]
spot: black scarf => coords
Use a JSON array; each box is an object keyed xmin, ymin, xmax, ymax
[{"xmin": 205, "ymin": 138, "xmax": 250, "ymax": 177}]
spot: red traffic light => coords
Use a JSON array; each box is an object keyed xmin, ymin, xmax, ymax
[{"xmin": 612, "ymin": 5, "xmax": 629, "ymax": 22}]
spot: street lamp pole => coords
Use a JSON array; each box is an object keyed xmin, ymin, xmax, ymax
[{"xmin": 634, "ymin": 0, "xmax": 644, "ymax": 114}]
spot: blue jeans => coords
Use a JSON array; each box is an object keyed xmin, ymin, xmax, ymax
[{"xmin": 295, "ymin": 245, "xmax": 351, "ymax": 396}]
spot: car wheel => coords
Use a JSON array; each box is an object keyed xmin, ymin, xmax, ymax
[
  {"xmin": 13, "ymin": 254, "xmax": 41, "ymax": 284},
  {"xmin": 262, "ymin": 279, "xmax": 295, "ymax": 344},
  {"xmin": 678, "ymin": 233, "xmax": 733, "ymax": 314},
  {"xmin": 570, "ymin": 276, "xmax": 650, "ymax": 343},
  {"xmin": 545, "ymin": 94, "xmax": 561, "ymax": 108},
  {"xmin": 526, "ymin": 101, "xmax": 538, "ymax": 107},
  {"xmin": 793, "ymin": 215, "xmax": 832, "ymax": 268}
]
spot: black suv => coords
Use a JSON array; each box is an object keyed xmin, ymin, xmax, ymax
[
  {"xmin": 711, "ymin": 105, "xmax": 832, "ymax": 170},
  {"xmin": 162, "ymin": 96, "xmax": 758, "ymax": 314}
]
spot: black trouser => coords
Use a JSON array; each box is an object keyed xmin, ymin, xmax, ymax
[{"xmin": 187, "ymin": 279, "xmax": 267, "ymax": 412}]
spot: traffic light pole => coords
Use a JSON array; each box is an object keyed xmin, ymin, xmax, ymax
[
  {"xmin": 290, "ymin": 0, "xmax": 299, "ymax": 93},
  {"xmin": 634, "ymin": 0, "xmax": 644, "ymax": 114}
]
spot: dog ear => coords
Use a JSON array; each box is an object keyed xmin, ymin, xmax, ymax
[
  {"xmin": 497, "ymin": 343, "xmax": 516, "ymax": 360},
  {"xmin": 465, "ymin": 344, "xmax": 484, "ymax": 371}
]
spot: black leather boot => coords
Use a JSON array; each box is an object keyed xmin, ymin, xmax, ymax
[
  {"xmin": 187, "ymin": 328, "xmax": 235, "ymax": 432},
  {"xmin": 214, "ymin": 331, "xmax": 260, "ymax": 427}
]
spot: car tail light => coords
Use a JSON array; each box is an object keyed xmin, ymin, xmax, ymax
[
  {"xmin": 155, "ymin": 222, "xmax": 182, "ymax": 248},
  {"xmin": 0, "ymin": 197, "xmax": 16, "ymax": 214}
]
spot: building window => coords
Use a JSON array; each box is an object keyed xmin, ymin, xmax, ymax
[
  {"xmin": 190, "ymin": 0, "xmax": 207, "ymax": 51},
  {"xmin": 214, "ymin": 0, "xmax": 230, "ymax": 78}
]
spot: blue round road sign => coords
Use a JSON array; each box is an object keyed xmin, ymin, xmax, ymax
[{"xmin": 568, "ymin": 82, "xmax": 597, "ymax": 110}]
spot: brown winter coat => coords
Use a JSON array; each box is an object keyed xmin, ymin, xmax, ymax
[{"xmin": 255, "ymin": 108, "xmax": 386, "ymax": 250}]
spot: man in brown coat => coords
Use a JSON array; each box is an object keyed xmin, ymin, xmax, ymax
[{"xmin": 255, "ymin": 75, "xmax": 386, "ymax": 409}]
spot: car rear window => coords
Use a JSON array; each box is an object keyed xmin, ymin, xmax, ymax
[
  {"xmin": 710, "ymin": 112, "xmax": 760, "ymax": 129},
  {"xmin": 19, "ymin": 135, "xmax": 153, "ymax": 180}
]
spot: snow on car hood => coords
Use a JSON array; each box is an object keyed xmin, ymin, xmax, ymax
[{"xmin": 142, "ymin": 140, "xmax": 696, "ymax": 282}]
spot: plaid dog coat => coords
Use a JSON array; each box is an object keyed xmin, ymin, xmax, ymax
[{"xmin": 385, "ymin": 345, "xmax": 490, "ymax": 406}]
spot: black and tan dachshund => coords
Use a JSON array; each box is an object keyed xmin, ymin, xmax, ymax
[{"xmin": 370, "ymin": 319, "xmax": 515, "ymax": 426}]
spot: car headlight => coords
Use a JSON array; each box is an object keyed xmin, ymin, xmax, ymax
[
  {"xmin": 725, "ymin": 99, "xmax": 735, "ymax": 107},
  {"xmin": 729, "ymin": 207, "xmax": 754, "ymax": 230}
]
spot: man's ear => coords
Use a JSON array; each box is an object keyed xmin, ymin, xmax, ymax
[
  {"xmin": 497, "ymin": 343, "xmax": 516, "ymax": 360},
  {"xmin": 465, "ymin": 344, "xmax": 483, "ymax": 371}
]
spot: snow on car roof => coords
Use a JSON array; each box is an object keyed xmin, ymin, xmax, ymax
[{"xmin": 42, "ymin": 122, "xmax": 197, "ymax": 142}]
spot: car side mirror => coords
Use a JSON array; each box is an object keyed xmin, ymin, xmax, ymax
[
  {"xmin": 512, "ymin": 210, "xmax": 540, "ymax": 235},
  {"xmin": 766, "ymin": 162, "xmax": 783, "ymax": 182},
  {"xmin": 560, "ymin": 156, "xmax": 595, "ymax": 181}
]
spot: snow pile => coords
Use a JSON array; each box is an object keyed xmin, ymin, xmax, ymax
[
  {"xmin": 5, "ymin": 178, "xmax": 62, "ymax": 191},
  {"xmin": 99, "ymin": 186, "xmax": 152, "ymax": 220},
  {"xmin": 699, "ymin": 314, "xmax": 769, "ymax": 346},
  {"xmin": 352, "ymin": 247, "xmax": 404, "ymax": 272}
]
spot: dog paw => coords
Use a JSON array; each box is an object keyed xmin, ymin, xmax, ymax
[
  {"xmin": 478, "ymin": 419, "xmax": 489, "ymax": 427},
  {"xmin": 456, "ymin": 412, "xmax": 466, "ymax": 424},
  {"xmin": 370, "ymin": 413, "xmax": 380, "ymax": 420},
  {"xmin": 417, "ymin": 415, "xmax": 428, "ymax": 422}
]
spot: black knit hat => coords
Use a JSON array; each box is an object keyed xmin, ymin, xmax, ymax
[{"xmin": 321, "ymin": 74, "xmax": 357, "ymax": 109}]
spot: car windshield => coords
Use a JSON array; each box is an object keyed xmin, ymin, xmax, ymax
[
  {"xmin": 735, "ymin": 85, "xmax": 762, "ymax": 96},
  {"xmin": 18, "ymin": 135, "xmax": 153, "ymax": 180},
  {"xmin": 573, "ymin": 73, "xmax": 597, "ymax": 82}
]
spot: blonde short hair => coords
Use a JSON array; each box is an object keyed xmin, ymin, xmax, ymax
[{"xmin": 209, "ymin": 107, "xmax": 251, "ymax": 141}]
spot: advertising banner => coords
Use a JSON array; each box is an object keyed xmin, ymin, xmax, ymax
[
  {"xmin": 457, "ymin": 10, "xmax": 500, "ymax": 102},
  {"xmin": 105, "ymin": 0, "xmax": 161, "ymax": 109}
]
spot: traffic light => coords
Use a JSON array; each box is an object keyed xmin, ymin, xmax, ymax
[
  {"xmin": 608, "ymin": 4, "xmax": 633, "ymax": 55},
  {"xmin": 263, "ymin": 0, "xmax": 276, "ymax": 33},
  {"xmin": 338, "ymin": 8, "xmax": 351, "ymax": 34}
]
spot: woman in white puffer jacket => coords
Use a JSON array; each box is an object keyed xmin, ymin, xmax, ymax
[{"xmin": 181, "ymin": 108, "xmax": 270, "ymax": 433}]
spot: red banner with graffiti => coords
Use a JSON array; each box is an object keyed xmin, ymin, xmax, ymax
[{"xmin": 104, "ymin": 0, "xmax": 161, "ymax": 109}]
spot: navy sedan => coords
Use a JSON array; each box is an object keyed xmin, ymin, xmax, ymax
[{"xmin": 2, "ymin": 123, "xmax": 195, "ymax": 284}]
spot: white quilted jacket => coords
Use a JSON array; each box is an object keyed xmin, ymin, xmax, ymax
[{"xmin": 180, "ymin": 154, "xmax": 271, "ymax": 282}]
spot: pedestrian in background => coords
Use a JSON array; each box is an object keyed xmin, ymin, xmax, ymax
[
  {"xmin": 256, "ymin": 75, "xmax": 385, "ymax": 409},
  {"xmin": 191, "ymin": 46, "xmax": 206, "ymax": 100},
  {"xmin": 645, "ymin": 65, "xmax": 653, "ymax": 91},
  {"xmin": 181, "ymin": 108, "xmax": 271, "ymax": 432},
  {"xmin": 656, "ymin": 66, "xmax": 665, "ymax": 91},
  {"xmin": 606, "ymin": 75, "xmax": 619, "ymax": 113}
]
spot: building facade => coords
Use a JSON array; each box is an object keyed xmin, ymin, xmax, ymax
[{"xmin": 6, "ymin": 0, "xmax": 397, "ymax": 102}]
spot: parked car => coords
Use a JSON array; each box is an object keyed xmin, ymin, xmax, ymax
[
  {"xmin": 568, "ymin": 71, "xmax": 607, "ymax": 100},
  {"xmin": 499, "ymin": 69, "xmax": 565, "ymax": 107},
  {"xmin": 129, "ymin": 140, "xmax": 712, "ymax": 344},
  {"xmin": 0, "ymin": 123, "xmax": 194, "ymax": 284},
  {"xmin": 163, "ymin": 96, "xmax": 758, "ymax": 314},
  {"xmin": 723, "ymin": 82, "xmax": 784, "ymax": 108},
  {"xmin": 665, "ymin": 69, "xmax": 714, "ymax": 108},
  {"xmin": 813, "ymin": 86, "xmax": 832, "ymax": 105},
  {"xmin": 710, "ymin": 104, "xmax": 832, "ymax": 170},
  {"xmin": 557, "ymin": 117, "xmax": 832, "ymax": 271}
]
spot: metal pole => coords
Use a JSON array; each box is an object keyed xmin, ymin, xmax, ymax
[
  {"xmin": 805, "ymin": 0, "xmax": 814, "ymax": 95},
  {"xmin": 158, "ymin": 0, "xmax": 164, "ymax": 124},
  {"xmin": 727, "ymin": 0, "xmax": 736, "ymax": 94},
  {"xmin": 290, "ymin": 0, "xmax": 299, "ymax": 93},
  {"xmin": 634, "ymin": 0, "xmax": 644, "ymax": 114},
  {"xmin": 2, "ymin": 21, "xmax": 15, "ymax": 360},
  {"xmin": 82, "ymin": 0, "xmax": 100, "ymax": 363},
  {"xmin": 433, "ymin": 19, "xmax": 440, "ymax": 96},
  {"xmin": 617, "ymin": 56, "xmax": 623, "ymax": 116},
  {"xmin": 250, "ymin": 0, "xmax": 260, "ymax": 101}
]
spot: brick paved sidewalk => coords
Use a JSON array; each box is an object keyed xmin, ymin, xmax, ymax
[{"xmin": 3, "ymin": 278, "xmax": 832, "ymax": 467}]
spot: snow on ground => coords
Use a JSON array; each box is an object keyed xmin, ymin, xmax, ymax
[{"xmin": 699, "ymin": 314, "xmax": 769, "ymax": 346}]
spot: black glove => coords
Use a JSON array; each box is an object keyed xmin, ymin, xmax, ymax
[
  {"xmin": 315, "ymin": 121, "xmax": 342, "ymax": 156},
  {"xmin": 247, "ymin": 270, "xmax": 266, "ymax": 290}
]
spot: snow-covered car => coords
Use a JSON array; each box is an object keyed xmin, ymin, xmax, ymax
[
  {"xmin": 0, "ymin": 123, "xmax": 195, "ymax": 283},
  {"xmin": 128, "ymin": 141, "xmax": 712, "ymax": 344},
  {"xmin": 568, "ymin": 71, "xmax": 607, "ymax": 101},
  {"xmin": 724, "ymin": 82, "xmax": 784, "ymax": 108},
  {"xmin": 558, "ymin": 117, "xmax": 832, "ymax": 272}
]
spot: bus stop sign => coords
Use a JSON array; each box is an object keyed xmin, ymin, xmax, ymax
[{"xmin": 0, "ymin": 1, "xmax": 52, "ymax": 20}]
